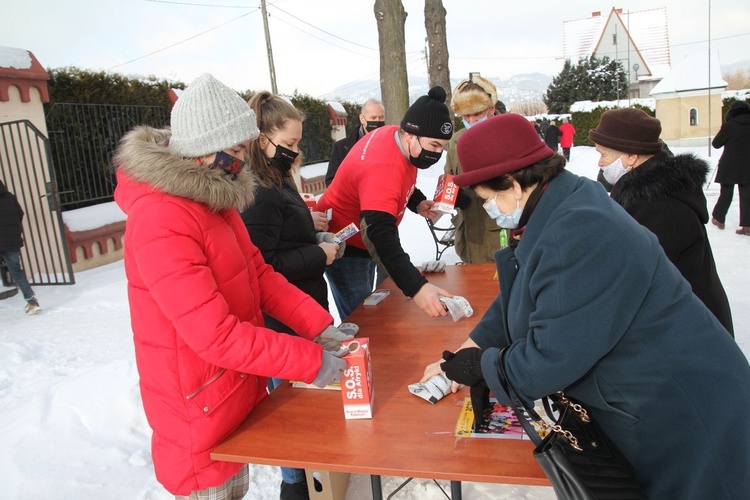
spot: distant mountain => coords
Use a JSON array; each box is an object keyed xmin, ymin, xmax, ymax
[{"xmin": 321, "ymin": 73, "xmax": 553, "ymax": 108}]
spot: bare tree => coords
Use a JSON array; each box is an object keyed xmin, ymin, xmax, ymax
[
  {"xmin": 374, "ymin": 0, "xmax": 409, "ymax": 123},
  {"xmin": 513, "ymin": 100, "xmax": 548, "ymax": 116},
  {"xmin": 424, "ymin": 0, "xmax": 451, "ymax": 106}
]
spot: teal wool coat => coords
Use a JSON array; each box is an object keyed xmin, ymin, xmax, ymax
[{"xmin": 472, "ymin": 170, "xmax": 750, "ymax": 499}]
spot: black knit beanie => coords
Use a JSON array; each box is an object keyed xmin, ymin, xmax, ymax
[
  {"xmin": 588, "ymin": 108, "xmax": 662, "ymax": 155},
  {"xmin": 400, "ymin": 86, "xmax": 454, "ymax": 140}
]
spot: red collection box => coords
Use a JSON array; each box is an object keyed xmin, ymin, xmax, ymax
[
  {"xmin": 301, "ymin": 192, "xmax": 317, "ymax": 211},
  {"xmin": 432, "ymin": 174, "xmax": 458, "ymax": 214},
  {"xmin": 340, "ymin": 338, "xmax": 374, "ymax": 419}
]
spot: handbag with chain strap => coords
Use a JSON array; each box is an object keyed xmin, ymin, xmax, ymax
[{"xmin": 497, "ymin": 349, "xmax": 645, "ymax": 500}]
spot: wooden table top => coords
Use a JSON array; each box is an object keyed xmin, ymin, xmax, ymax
[{"xmin": 211, "ymin": 264, "xmax": 548, "ymax": 486}]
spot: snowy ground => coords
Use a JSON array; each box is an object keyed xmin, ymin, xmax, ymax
[{"xmin": 1, "ymin": 145, "xmax": 748, "ymax": 499}]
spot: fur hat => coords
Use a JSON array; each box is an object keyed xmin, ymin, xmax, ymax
[
  {"xmin": 169, "ymin": 73, "xmax": 259, "ymax": 158},
  {"xmin": 401, "ymin": 86, "xmax": 454, "ymax": 140},
  {"xmin": 451, "ymin": 75, "xmax": 498, "ymax": 116},
  {"xmin": 588, "ymin": 108, "xmax": 662, "ymax": 155},
  {"xmin": 453, "ymin": 114, "xmax": 554, "ymax": 187}
]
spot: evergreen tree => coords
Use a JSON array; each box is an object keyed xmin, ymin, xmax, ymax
[{"xmin": 543, "ymin": 56, "xmax": 628, "ymax": 113}]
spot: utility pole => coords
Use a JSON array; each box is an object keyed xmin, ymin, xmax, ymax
[
  {"xmin": 260, "ymin": 0, "xmax": 278, "ymax": 94},
  {"xmin": 708, "ymin": 0, "xmax": 712, "ymax": 156}
]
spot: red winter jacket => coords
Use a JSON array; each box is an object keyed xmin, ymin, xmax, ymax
[
  {"xmin": 559, "ymin": 122, "xmax": 576, "ymax": 148},
  {"xmin": 113, "ymin": 127, "xmax": 332, "ymax": 495}
]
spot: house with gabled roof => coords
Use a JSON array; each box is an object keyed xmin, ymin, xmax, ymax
[
  {"xmin": 650, "ymin": 51, "xmax": 727, "ymax": 147},
  {"xmin": 563, "ymin": 7, "xmax": 671, "ymax": 99}
]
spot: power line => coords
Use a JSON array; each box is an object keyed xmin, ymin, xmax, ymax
[
  {"xmin": 107, "ymin": 9, "xmax": 258, "ymax": 70},
  {"xmin": 269, "ymin": 13, "xmax": 378, "ymax": 59},
  {"xmin": 144, "ymin": 0, "xmax": 253, "ymax": 8},
  {"xmin": 266, "ymin": 3, "xmax": 378, "ymax": 52}
]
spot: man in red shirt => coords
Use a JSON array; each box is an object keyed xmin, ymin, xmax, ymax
[
  {"xmin": 317, "ymin": 86, "xmax": 456, "ymax": 320},
  {"xmin": 559, "ymin": 118, "xmax": 576, "ymax": 161}
]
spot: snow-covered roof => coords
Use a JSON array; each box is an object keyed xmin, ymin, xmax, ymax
[
  {"xmin": 570, "ymin": 98, "xmax": 656, "ymax": 113},
  {"xmin": 563, "ymin": 7, "xmax": 670, "ymax": 78},
  {"xmin": 650, "ymin": 51, "xmax": 727, "ymax": 95},
  {"xmin": 0, "ymin": 46, "xmax": 32, "ymax": 70},
  {"xmin": 327, "ymin": 101, "xmax": 346, "ymax": 114},
  {"xmin": 722, "ymin": 89, "xmax": 750, "ymax": 101}
]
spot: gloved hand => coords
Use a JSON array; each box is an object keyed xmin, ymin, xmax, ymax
[
  {"xmin": 312, "ymin": 351, "xmax": 347, "ymax": 388},
  {"xmin": 337, "ymin": 322, "xmax": 359, "ymax": 337},
  {"xmin": 470, "ymin": 382, "xmax": 491, "ymax": 432},
  {"xmin": 421, "ymin": 260, "xmax": 446, "ymax": 273},
  {"xmin": 314, "ymin": 325, "xmax": 355, "ymax": 357},
  {"xmin": 316, "ymin": 232, "xmax": 346, "ymax": 259},
  {"xmin": 440, "ymin": 348, "xmax": 484, "ymax": 386}
]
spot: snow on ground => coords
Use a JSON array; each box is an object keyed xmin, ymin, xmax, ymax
[{"xmin": 2, "ymin": 145, "xmax": 748, "ymax": 499}]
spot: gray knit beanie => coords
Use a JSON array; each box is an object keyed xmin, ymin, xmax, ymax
[{"xmin": 169, "ymin": 73, "xmax": 259, "ymax": 158}]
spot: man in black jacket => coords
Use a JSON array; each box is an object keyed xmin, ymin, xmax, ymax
[
  {"xmin": 590, "ymin": 108, "xmax": 733, "ymax": 335},
  {"xmin": 0, "ymin": 180, "xmax": 40, "ymax": 314},
  {"xmin": 324, "ymin": 99, "xmax": 385, "ymax": 187}
]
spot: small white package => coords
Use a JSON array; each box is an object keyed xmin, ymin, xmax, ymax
[{"xmin": 408, "ymin": 373, "xmax": 452, "ymax": 404}]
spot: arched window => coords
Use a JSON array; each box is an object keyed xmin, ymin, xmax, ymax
[{"xmin": 690, "ymin": 108, "xmax": 699, "ymax": 126}]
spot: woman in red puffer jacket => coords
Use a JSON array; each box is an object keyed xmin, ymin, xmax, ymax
[{"xmin": 113, "ymin": 73, "xmax": 347, "ymax": 497}]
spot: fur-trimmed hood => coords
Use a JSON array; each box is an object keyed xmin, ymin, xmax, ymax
[
  {"xmin": 112, "ymin": 126, "xmax": 256, "ymax": 213},
  {"xmin": 611, "ymin": 152, "xmax": 709, "ymax": 222}
]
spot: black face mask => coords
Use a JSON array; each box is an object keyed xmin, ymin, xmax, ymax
[
  {"xmin": 409, "ymin": 137, "xmax": 442, "ymax": 170},
  {"xmin": 266, "ymin": 136, "xmax": 299, "ymax": 173},
  {"xmin": 365, "ymin": 120, "xmax": 385, "ymax": 133}
]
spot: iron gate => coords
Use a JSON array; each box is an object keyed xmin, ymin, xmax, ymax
[
  {"xmin": 0, "ymin": 120, "xmax": 74, "ymax": 285},
  {"xmin": 45, "ymin": 102, "xmax": 169, "ymax": 210}
]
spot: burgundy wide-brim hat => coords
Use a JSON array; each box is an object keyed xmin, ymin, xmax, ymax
[{"xmin": 453, "ymin": 114, "xmax": 555, "ymax": 187}]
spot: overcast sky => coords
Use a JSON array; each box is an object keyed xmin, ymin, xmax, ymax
[{"xmin": 2, "ymin": 0, "xmax": 749, "ymax": 100}]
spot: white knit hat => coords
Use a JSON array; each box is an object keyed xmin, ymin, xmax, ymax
[{"xmin": 169, "ymin": 73, "xmax": 259, "ymax": 157}]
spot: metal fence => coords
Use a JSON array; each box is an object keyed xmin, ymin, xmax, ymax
[{"xmin": 45, "ymin": 103, "xmax": 169, "ymax": 210}]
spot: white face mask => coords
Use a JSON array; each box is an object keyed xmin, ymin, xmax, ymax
[
  {"xmin": 483, "ymin": 195, "xmax": 523, "ymax": 229},
  {"xmin": 462, "ymin": 115, "xmax": 488, "ymax": 130},
  {"xmin": 599, "ymin": 157, "xmax": 632, "ymax": 185}
]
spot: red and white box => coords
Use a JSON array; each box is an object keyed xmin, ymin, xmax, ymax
[
  {"xmin": 432, "ymin": 174, "xmax": 458, "ymax": 214},
  {"xmin": 301, "ymin": 192, "xmax": 317, "ymax": 211},
  {"xmin": 340, "ymin": 338, "xmax": 374, "ymax": 419}
]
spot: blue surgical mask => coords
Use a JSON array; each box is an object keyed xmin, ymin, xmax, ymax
[
  {"xmin": 462, "ymin": 115, "xmax": 488, "ymax": 130},
  {"xmin": 599, "ymin": 156, "xmax": 632, "ymax": 185},
  {"xmin": 482, "ymin": 194, "xmax": 523, "ymax": 229}
]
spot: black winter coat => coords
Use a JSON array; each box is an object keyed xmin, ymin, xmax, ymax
[
  {"xmin": 610, "ymin": 152, "xmax": 733, "ymax": 334},
  {"xmin": 544, "ymin": 124, "xmax": 561, "ymax": 149},
  {"xmin": 713, "ymin": 104, "xmax": 750, "ymax": 185},
  {"xmin": 240, "ymin": 177, "xmax": 329, "ymax": 332},
  {"xmin": 325, "ymin": 126, "xmax": 364, "ymax": 187},
  {"xmin": 0, "ymin": 181, "xmax": 25, "ymax": 252}
]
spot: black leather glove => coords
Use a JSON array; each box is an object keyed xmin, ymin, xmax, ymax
[{"xmin": 440, "ymin": 348, "xmax": 484, "ymax": 386}]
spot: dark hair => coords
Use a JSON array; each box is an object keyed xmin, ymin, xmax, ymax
[
  {"xmin": 246, "ymin": 91, "xmax": 304, "ymax": 188},
  {"xmin": 474, "ymin": 154, "xmax": 566, "ymax": 191}
]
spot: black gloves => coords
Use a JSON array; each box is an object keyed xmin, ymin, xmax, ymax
[
  {"xmin": 440, "ymin": 348, "xmax": 484, "ymax": 386},
  {"xmin": 442, "ymin": 348, "xmax": 489, "ymax": 432}
]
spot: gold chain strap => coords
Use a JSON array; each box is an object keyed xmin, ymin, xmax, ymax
[
  {"xmin": 539, "ymin": 419, "xmax": 583, "ymax": 451},
  {"xmin": 556, "ymin": 391, "xmax": 590, "ymax": 423}
]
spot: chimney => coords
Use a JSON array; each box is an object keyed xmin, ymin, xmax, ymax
[
  {"xmin": 616, "ymin": 8, "xmax": 623, "ymax": 14},
  {"xmin": 592, "ymin": 11, "xmax": 601, "ymax": 17}
]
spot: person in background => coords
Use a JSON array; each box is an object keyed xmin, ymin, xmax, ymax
[
  {"xmin": 444, "ymin": 73, "xmax": 504, "ymax": 263},
  {"xmin": 710, "ymin": 100, "xmax": 750, "ymax": 235},
  {"xmin": 590, "ymin": 107, "xmax": 733, "ymax": 335},
  {"xmin": 423, "ymin": 113, "xmax": 750, "ymax": 500},
  {"xmin": 112, "ymin": 73, "xmax": 350, "ymax": 500},
  {"xmin": 324, "ymin": 99, "xmax": 386, "ymax": 187},
  {"xmin": 240, "ymin": 91, "xmax": 346, "ymax": 500},
  {"xmin": 0, "ymin": 180, "xmax": 40, "ymax": 315},
  {"xmin": 558, "ymin": 117, "xmax": 576, "ymax": 161},
  {"xmin": 316, "ymin": 86, "xmax": 456, "ymax": 320},
  {"xmin": 544, "ymin": 119, "xmax": 561, "ymax": 153}
]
